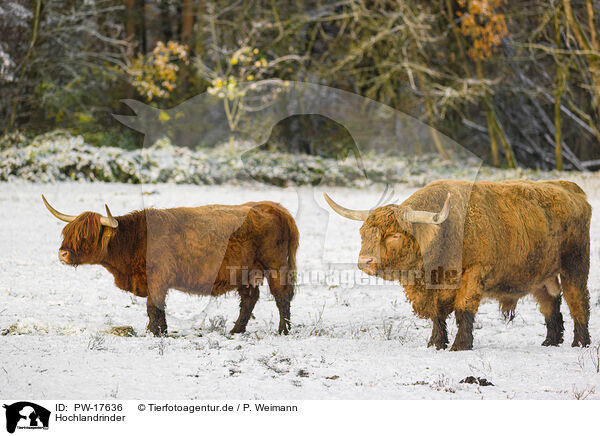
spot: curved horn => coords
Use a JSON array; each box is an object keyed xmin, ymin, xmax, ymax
[
  {"xmin": 323, "ymin": 193, "xmax": 370, "ymax": 221},
  {"xmin": 403, "ymin": 193, "xmax": 451, "ymax": 224},
  {"xmin": 101, "ymin": 205, "xmax": 118, "ymax": 228},
  {"xmin": 42, "ymin": 195, "xmax": 76, "ymax": 223}
]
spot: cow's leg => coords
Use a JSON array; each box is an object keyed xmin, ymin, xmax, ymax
[
  {"xmin": 146, "ymin": 295, "xmax": 167, "ymax": 337},
  {"xmin": 450, "ymin": 268, "xmax": 482, "ymax": 351},
  {"xmin": 428, "ymin": 316, "xmax": 449, "ymax": 350},
  {"xmin": 428, "ymin": 298, "xmax": 453, "ymax": 350},
  {"xmin": 561, "ymin": 247, "xmax": 591, "ymax": 347},
  {"xmin": 267, "ymin": 274, "xmax": 294, "ymax": 335},
  {"xmin": 230, "ymin": 285, "xmax": 260, "ymax": 334},
  {"xmin": 145, "ymin": 257, "xmax": 171, "ymax": 336},
  {"xmin": 451, "ymin": 309, "xmax": 477, "ymax": 351},
  {"xmin": 560, "ymin": 244, "xmax": 591, "ymax": 347},
  {"xmin": 562, "ymin": 277, "xmax": 591, "ymax": 347},
  {"xmin": 533, "ymin": 281, "xmax": 564, "ymax": 346}
]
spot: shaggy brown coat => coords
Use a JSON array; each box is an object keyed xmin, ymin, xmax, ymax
[
  {"xmin": 355, "ymin": 180, "xmax": 591, "ymax": 350},
  {"xmin": 55, "ymin": 201, "xmax": 299, "ymax": 336}
]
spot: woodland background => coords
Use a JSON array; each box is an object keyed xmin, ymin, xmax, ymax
[{"xmin": 1, "ymin": 0, "xmax": 600, "ymax": 170}]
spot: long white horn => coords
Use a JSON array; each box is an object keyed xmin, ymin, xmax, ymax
[
  {"xmin": 101, "ymin": 205, "xmax": 118, "ymax": 228},
  {"xmin": 403, "ymin": 193, "xmax": 451, "ymax": 224},
  {"xmin": 323, "ymin": 193, "xmax": 370, "ymax": 221},
  {"xmin": 42, "ymin": 195, "xmax": 76, "ymax": 222}
]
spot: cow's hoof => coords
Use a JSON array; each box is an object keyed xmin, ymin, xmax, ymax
[
  {"xmin": 278, "ymin": 322, "xmax": 290, "ymax": 335},
  {"xmin": 428, "ymin": 330, "xmax": 449, "ymax": 350},
  {"xmin": 449, "ymin": 341, "xmax": 473, "ymax": 351},
  {"xmin": 229, "ymin": 326, "xmax": 246, "ymax": 334},
  {"xmin": 542, "ymin": 335, "xmax": 563, "ymax": 346},
  {"xmin": 541, "ymin": 339, "xmax": 560, "ymax": 346},
  {"xmin": 148, "ymin": 328, "xmax": 167, "ymax": 337},
  {"xmin": 427, "ymin": 339, "xmax": 448, "ymax": 350},
  {"xmin": 572, "ymin": 338, "xmax": 591, "ymax": 347},
  {"xmin": 572, "ymin": 324, "xmax": 590, "ymax": 347}
]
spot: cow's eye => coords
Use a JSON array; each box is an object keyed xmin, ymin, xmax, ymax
[{"xmin": 385, "ymin": 233, "xmax": 401, "ymax": 244}]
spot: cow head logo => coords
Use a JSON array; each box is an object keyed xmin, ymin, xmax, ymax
[{"xmin": 3, "ymin": 402, "xmax": 50, "ymax": 433}]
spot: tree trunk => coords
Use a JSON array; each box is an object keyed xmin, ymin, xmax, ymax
[
  {"xmin": 586, "ymin": 0, "xmax": 598, "ymax": 52},
  {"xmin": 144, "ymin": 0, "xmax": 161, "ymax": 52},
  {"xmin": 475, "ymin": 61, "xmax": 503, "ymax": 166},
  {"xmin": 125, "ymin": 0, "xmax": 136, "ymax": 59},
  {"xmin": 6, "ymin": 0, "xmax": 42, "ymax": 133},
  {"xmin": 181, "ymin": 0, "xmax": 195, "ymax": 45},
  {"xmin": 554, "ymin": 2, "xmax": 566, "ymax": 170},
  {"xmin": 555, "ymin": 89, "xmax": 563, "ymax": 171},
  {"xmin": 485, "ymin": 109, "xmax": 501, "ymax": 167},
  {"xmin": 416, "ymin": 71, "xmax": 449, "ymax": 159},
  {"xmin": 488, "ymin": 106, "xmax": 517, "ymax": 168},
  {"xmin": 159, "ymin": 0, "xmax": 174, "ymax": 42},
  {"xmin": 563, "ymin": 0, "xmax": 600, "ymax": 119}
]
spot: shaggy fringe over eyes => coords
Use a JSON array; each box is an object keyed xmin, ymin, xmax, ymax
[
  {"xmin": 61, "ymin": 212, "xmax": 103, "ymax": 252},
  {"xmin": 362, "ymin": 207, "xmax": 441, "ymax": 263}
]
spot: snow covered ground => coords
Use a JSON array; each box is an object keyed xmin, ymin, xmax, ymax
[{"xmin": 1, "ymin": 179, "xmax": 600, "ymax": 399}]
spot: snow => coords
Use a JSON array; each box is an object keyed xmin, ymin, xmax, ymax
[{"xmin": 1, "ymin": 180, "xmax": 600, "ymax": 399}]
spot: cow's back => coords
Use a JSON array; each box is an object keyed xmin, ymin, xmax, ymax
[
  {"xmin": 145, "ymin": 202, "xmax": 297, "ymax": 295},
  {"xmin": 460, "ymin": 180, "xmax": 590, "ymax": 291},
  {"xmin": 414, "ymin": 180, "xmax": 590, "ymax": 291}
]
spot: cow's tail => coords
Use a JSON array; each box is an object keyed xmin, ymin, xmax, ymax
[
  {"xmin": 284, "ymin": 211, "xmax": 300, "ymax": 298},
  {"xmin": 499, "ymin": 297, "xmax": 518, "ymax": 323},
  {"xmin": 264, "ymin": 202, "xmax": 299, "ymax": 300},
  {"xmin": 271, "ymin": 203, "xmax": 299, "ymax": 299}
]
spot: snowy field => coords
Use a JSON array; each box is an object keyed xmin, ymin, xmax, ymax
[{"xmin": 2, "ymin": 179, "xmax": 600, "ymax": 400}]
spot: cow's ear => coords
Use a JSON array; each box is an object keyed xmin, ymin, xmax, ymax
[
  {"xmin": 112, "ymin": 99, "xmax": 159, "ymax": 133},
  {"xmin": 101, "ymin": 226, "xmax": 117, "ymax": 251}
]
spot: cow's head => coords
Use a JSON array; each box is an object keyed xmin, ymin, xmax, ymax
[
  {"xmin": 324, "ymin": 192, "xmax": 450, "ymax": 280},
  {"xmin": 42, "ymin": 195, "xmax": 118, "ymax": 266}
]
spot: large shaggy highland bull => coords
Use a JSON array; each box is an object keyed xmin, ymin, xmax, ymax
[
  {"xmin": 325, "ymin": 180, "xmax": 591, "ymax": 350},
  {"xmin": 42, "ymin": 196, "xmax": 299, "ymax": 336}
]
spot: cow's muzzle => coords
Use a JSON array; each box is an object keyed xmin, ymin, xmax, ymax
[
  {"xmin": 58, "ymin": 249, "xmax": 73, "ymax": 264},
  {"xmin": 358, "ymin": 256, "xmax": 377, "ymax": 274}
]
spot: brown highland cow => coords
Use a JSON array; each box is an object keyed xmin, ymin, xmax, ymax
[
  {"xmin": 325, "ymin": 180, "xmax": 591, "ymax": 350},
  {"xmin": 42, "ymin": 196, "xmax": 299, "ymax": 336}
]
